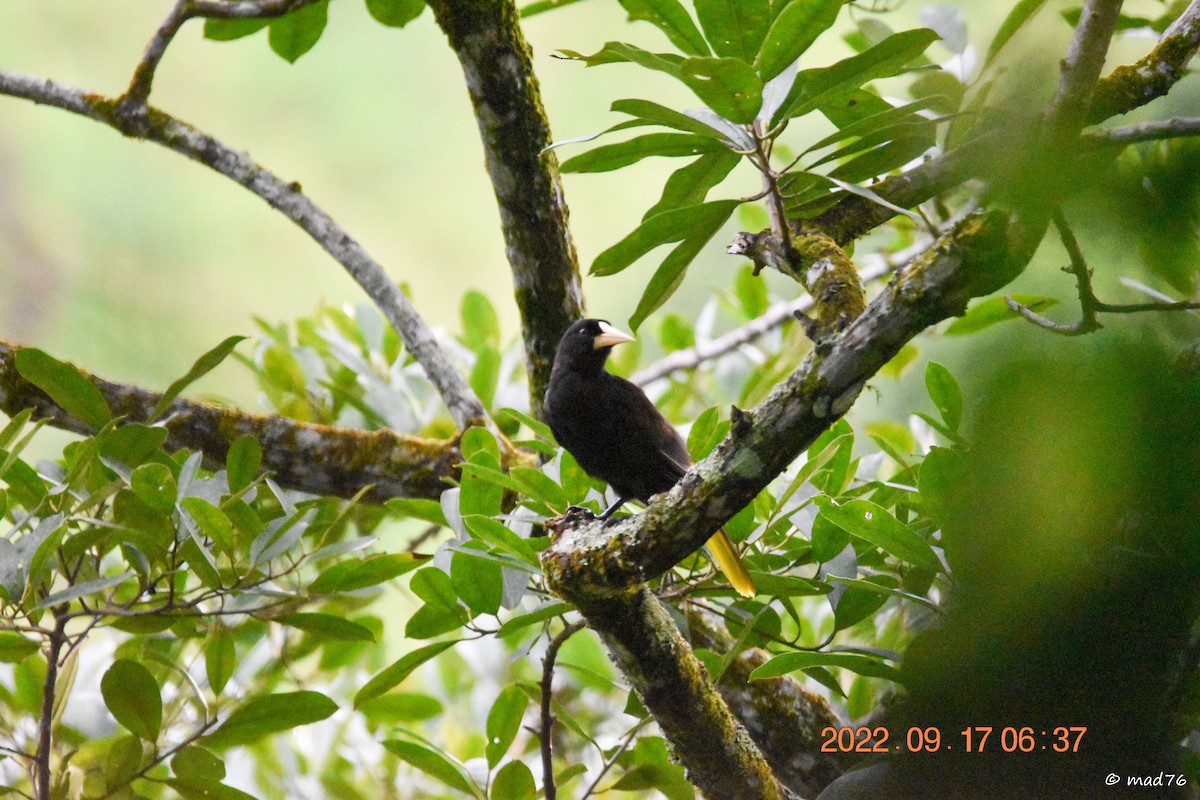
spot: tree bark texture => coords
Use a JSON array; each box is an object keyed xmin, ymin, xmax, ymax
[{"xmin": 427, "ymin": 0, "xmax": 585, "ymax": 419}]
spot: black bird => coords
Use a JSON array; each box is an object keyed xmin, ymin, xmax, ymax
[{"xmin": 544, "ymin": 318, "xmax": 756, "ymax": 598}]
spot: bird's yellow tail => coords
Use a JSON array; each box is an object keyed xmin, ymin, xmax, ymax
[{"xmin": 706, "ymin": 530, "xmax": 756, "ymax": 598}]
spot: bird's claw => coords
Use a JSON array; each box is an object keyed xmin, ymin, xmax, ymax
[{"xmin": 563, "ymin": 505, "xmax": 598, "ymax": 522}]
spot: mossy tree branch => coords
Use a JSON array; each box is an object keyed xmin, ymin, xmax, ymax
[
  {"xmin": 684, "ymin": 604, "xmax": 850, "ymax": 798},
  {"xmin": 426, "ymin": 0, "xmax": 585, "ymax": 419},
  {"xmin": 0, "ymin": 340, "xmax": 533, "ymax": 502},
  {"xmin": 1088, "ymin": 0, "xmax": 1200, "ymax": 122},
  {"xmin": 575, "ymin": 589, "xmax": 789, "ymax": 800}
]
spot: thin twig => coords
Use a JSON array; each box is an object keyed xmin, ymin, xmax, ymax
[
  {"xmin": 34, "ymin": 610, "xmax": 68, "ymax": 800},
  {"xmin": 122, "ymin": 0, "xmax": 190, "ymax": 107},
  {"xmin": 1084, "ymin": 117, "xmax": 1200, "ymax": 145},
  {"xmin": 0, "ymin": 70, "xmax": 489, "ymax": 430},
  {"xmin": 540, "ymin": 619, "xmax": 585, "ymax": 800},
  {"xmin": 579, "ymin": 715, "xmax": 654, "ymax": 800},
  {"xmin": 188, "ymin": 0, "xmax": 322, "ymax": 18},
  {"xmin": 1119, "ymin": 278, "xmax": 1200, "ymax": 310},
  {"xmin": 1008, "ymin": 211, "xmax": 1200, "ymax": 335}
]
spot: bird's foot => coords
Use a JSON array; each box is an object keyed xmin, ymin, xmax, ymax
[{"xmin": 563, "ymin": 505, "xmax": 598, "ymax": 522}]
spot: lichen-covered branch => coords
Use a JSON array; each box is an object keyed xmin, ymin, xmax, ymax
[
  {"xmin": 728, "ymin": 228, "xmax": 866, "ymax": 336},
  {"xmin": 544, "ymin": 211, "xmax": 1023, "ymax": 601},
  {"xmin": 631, "ymin": 259, "xmax": 900, "ymax": 387},
  {"xmin": 426, "ymin": 0, "xmax": 585, "ymax": 419},
  {"xmin": 574, "ymin": 589, "xmax": 788, "ymax": 800},
  {"xmin": 0, "ymin": 340, "xmax": 532, "ymax": 502},
  {"xmin": 685, "ymin": 604, "xmax": 849, "ymax": 798},
  {"xmin": 1088, "ymin": 0, "xmax": 1200, "ymax": 122},
  {"xmin": 0, "ymin": 69, "xmax": 488, "ymax": 431}
]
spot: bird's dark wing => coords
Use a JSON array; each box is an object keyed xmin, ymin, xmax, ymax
[{"xmin": 545, "ymin": 368, "xmax": 691, "ymax": 504}]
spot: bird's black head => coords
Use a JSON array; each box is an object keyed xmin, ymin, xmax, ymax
[{"xmin": 552, "ymin": 318, "xmax": 635, "ymax": 374}]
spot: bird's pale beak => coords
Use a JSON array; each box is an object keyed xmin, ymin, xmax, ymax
[{"xmin": 593, "ymin": 321, "xmax": 635, "ymax": 349}]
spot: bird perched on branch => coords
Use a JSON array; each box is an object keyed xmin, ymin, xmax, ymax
[{"xmin": 544, "ymin": 318, "xmax": 756, "ymax": 598}]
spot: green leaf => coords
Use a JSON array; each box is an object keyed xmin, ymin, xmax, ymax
[
  {"xmin": 36, "ymin": 571, "xmax": 134, "ymax": 610},
  {"xmin": 180, "ymin": 537, "xmax": 222, "ymax": 590},
  {"xmin": 366, "ymin": 0, "xmax": 425, "ymax": 27},
  {"xmin": 461, "ymin": 290, "xmax": 501, "ymax": 350},
  {"xmin": 407, "ymin": 567, "xmax": 469, "ymax": 638},
  {"xmin": 172, "ymin": 746, "xmax": 226, "ymax": 782},
  {"xmin": 509, "ymin": 466, "xmax": 568, "ymax": 510},
  {"xmin": 181, "ymin": 497, "xmax": 236, "ymax": 558},
  {"xmin": 944, "ymin": 294, "xmax": 1059, "ymax": 335},
  {"xmin": 680, "ymin": 57, "xmax": 764, "ymax": 123},
  {"xmin": 357, "ymin": 692, "xmax": 444, "ymax": 724},
  {"xmin": 451, "ymin": 549, "xmax": 504, "ymax": 617},
  {"xmin": 168, "ymin": 778, "xmax": 257, "ymax": 800},
  {"xmin": 617, "ymin": 0, "xmax": 710, "ymax": 56},
  {"xmin": 281, "ymin": 612, "xmax": 377, "ymax": 642},
  {"xmin": 593, "ymin": 199, "xmax": 742, "ymax": 277},
  {"xmin": 130, "ymin": 462, "xmax": 177, "ymax": 514},
  {"xmin": 205, "ymin": 691, "xmax": 337, "ymax": 748},
  {"xmin": 470, "ymin": 346, "xmax": 501, "ymax": 409},
  {"xmin": 559, "ymin": 42, "xmax": 685, "ymax": 78},
  {"xmin": 151, "ymin": 335, "xmax": 246, "ymax": 421},
  {"xmin": 750, "ymin": 650, "xmax": 901, "ymax": 681},
  {"xmin": 520, "ymin": 0, "xmax": 587, "ymax": 16},
  {"xmin": 309, "ymin": 552, "xmax": 427, "ymax": 593},
  {"xmin": 14, "ymin": 348, "xmax": 112, "ymax": 430},
  {"xmin": 385, "ymin": 497, "xmax": 449, "ymax": 527},
  {"xmin": 0, "ymin": 407, "xmax": 34, "ymax": 452},
  {"xmin": 0, "ymin": 632, "xmax": 40, "ymax": 663},
  {"xmin": 774, "ymin": 28, "xmax": 940, "ymax": 124},
  {"xmin": 917, "ymin": 445, "xmax": 965, "ymax": 531},
  {"xmin": 496, "ymin": 600, "xmax": 574, "ymax": 637},
  {"xmin": 695, "ymin": 0, "xmax": 771, "ymax": 62},
  {"xmin": 611, "ymin": 98, "xmax": 751, "ymax": 146},
  {"xmin": 748, "ymin": 572, "xmax": 829, "ymax": 596},
  {"xmin": 561, "ymin": 133, "xmax": 725, "ymax": 173},
  {"xmin": 204, "ymin": 17, "xmax": 267, "ymax": 41},
  {"xmin": 355, "ymin": 640, "xmax": 460, "ymax": 708},
  {"xmin": 494, "ymin": 407, "xmax": 555, "ymax": 443},
  {"xmin": 206, "ymin": 624, "xmax": 237, "ymax": 695},
  {"xmin": 225, "ymin": 435, "xmax": 261, "ymax": 494},
  {"xmin": 97, "ymin": 424, "xmax": 168, "ymax": 468},
  {"xmin": 805, "ymin": 98, "xmax": 939, "ymax": 153},
  {"xmin": 485, "ymin": 685, "xmax": 529, "ymax": 768},
  {"xmin": 384, "ymin": 733, "xmax": 484, "ymax": 798},
  {"xmin": 462, "ymin": 515, "xmax": 540, "ymax": 568},
  {"xmin": 491, "ymin": 760, "xmax": 536, "ymax": 800},
  {"xmin": 629, "ymin": 230, "xmax": 708, "ymax": 332},
  {"xmin": 268, "ymin": 0, "xmax": 329, "ymax": 63},
  {"xmin": 813, "ymin": 496, "xmax": 941, "ymax": 573},
  {"xmin": 833, "ymin": 576, "xmax": 893, "ymax": 630},
  {"xmin": 986, "ymin": 0, "xmax": 1047, "ymax": 64},
  {"xmin": 101, "ymin": 659, "xmax": 162, "ymax": 741},
  {"xmin": 924, "ymin": 362, "xmax": 963, "ymax": 432},
  {"xmin": 757, "ymin": 0, "xmax": 843, "ymax": 81}
]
